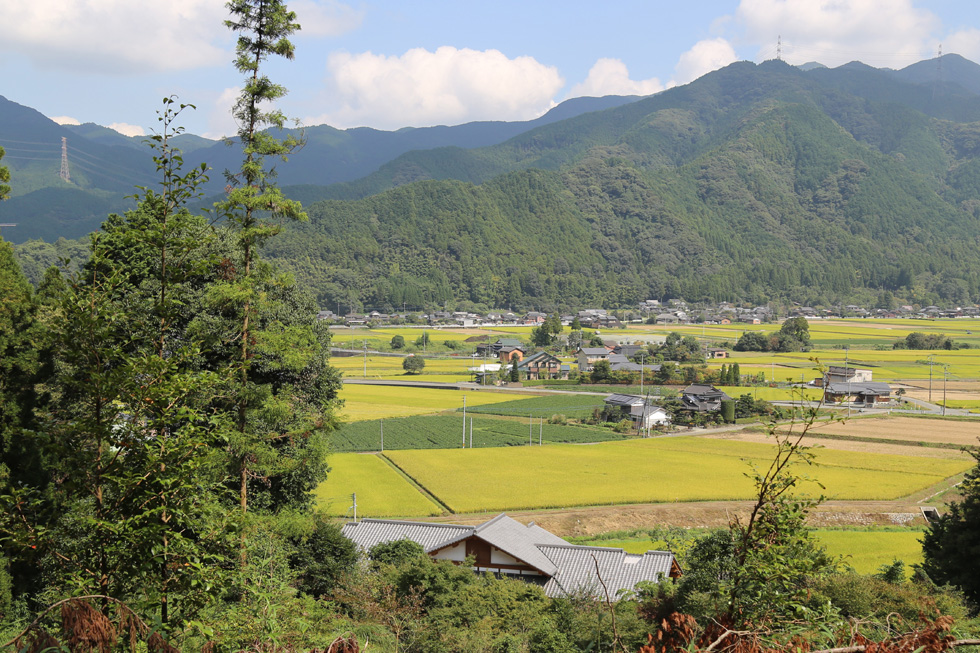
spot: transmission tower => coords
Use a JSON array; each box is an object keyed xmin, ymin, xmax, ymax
[
  {"xmin": 933, "ymin": 44, "xmax": 944, "ymax": 101},
  {"xmin": 776, "ymin": 35, "xmax": 782, "ymax": 61},
  {"xmin": 59, "ymin": 137, "xmax": 70, "ymax": 183}
]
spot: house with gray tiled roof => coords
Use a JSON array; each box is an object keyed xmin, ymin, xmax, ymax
[{"xmin": 341, "ymin": 514, "xmax": 680, "ymax": 598}]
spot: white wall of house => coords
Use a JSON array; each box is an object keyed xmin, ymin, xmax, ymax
[{"xmin": 432, "ymin": 542, "xmax": 466, "ymax": 562}]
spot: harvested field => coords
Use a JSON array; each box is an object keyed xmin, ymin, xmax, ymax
[
  {"xmin": 778, "ymin": 416, "xmax": 980, "ymax": 447},
  {"xmin": 706, "ymin": 431, "xmax": 972, "ymax": 460}
]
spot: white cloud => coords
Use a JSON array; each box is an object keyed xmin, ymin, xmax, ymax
[
  {"xmin": 203, "ymin": 87, "xmax": 242, "ymax": 140},
  {"xmin": 108, "ymin": 122, "xmax": 146, "ymax": 137},
  {"xmin": 673, "ymin": 38, "xmax": 738, "ymax": 85},
  {"xmin": 736, "ymin": 0, "xmax": 939, "ymax": 68},
  {"xmin": 0, "ymin": 0, "xmax": 228, "ymax": 74},
  {"xmin": 311, "ymin": 46, "xmax": 564, "ymax": 129},
  {"xmin": 291, "ymin": 0, "xmax": 363, "ymax": 37},
  {"xmin": 943, "ymin": 28, "xmax": 980, "ymax": 64},
  {"xmin": 568, "ymin": 58, "xmax": 664, "ymax": 98},
  {"xmin": 50, "ymin": 115, "xmax": 81, "ymax": 125}
]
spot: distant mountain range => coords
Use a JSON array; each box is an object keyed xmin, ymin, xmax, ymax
[
  {"xmin": 0, "ymin": 93, "xmax": 638, "ymax": 241},
  {"xmin": 6, "ymin": 54, "xmax": 980, "ymax": 310}
]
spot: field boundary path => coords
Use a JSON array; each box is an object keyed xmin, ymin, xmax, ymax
[{"xmin": 376, "ymin": 453, "xmax": 455, "ymax": 514}]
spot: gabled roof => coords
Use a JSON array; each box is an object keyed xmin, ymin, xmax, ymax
[{"xmin": 579, "ymin": 347, "xmax": 610, "ymax": 356}]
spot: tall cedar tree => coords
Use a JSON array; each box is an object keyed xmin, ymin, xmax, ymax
[
  {"xmin": 220, "ymin": 0, "xmax": 306, "ymax": 521},
  {"xmin": 218, "ymin": 1, "xmax": 338, "ymax": 536}
]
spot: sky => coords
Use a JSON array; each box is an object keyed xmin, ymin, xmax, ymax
[{"xmin": 2, "ymin": 0, "xmax": 979, "ymax": 140}]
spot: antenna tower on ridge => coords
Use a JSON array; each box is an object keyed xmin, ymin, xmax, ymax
[
  {"xmin": 776, "ymin": 35, "xmax": 782, "ymax": 61},
  {"xmin": 59, "ymin": 137, "xmax": 71, "ymax": 183},
  {"xmin": 934, "ymin": 44, "xmax": 944, "ymax": 101}
]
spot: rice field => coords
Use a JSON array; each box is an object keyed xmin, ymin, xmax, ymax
[
  {"xmin": 814, "ymin": 529, "xmax": 924, "ymax": 575},
  {"xmin": 382, "ymin": 437, "xmax": 972, "ymax": 514},
  {"xmin": 338, "ymin": 384, "xmax": 523, "ymax": 421},
  {"xmin": 314, "ymin": 453, "xmax": 442, "ymax": 517}
]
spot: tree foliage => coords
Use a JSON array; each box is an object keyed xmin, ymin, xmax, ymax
[
  {"xmin": 402, "ymin": 355, "xmax": 425, "ymax": 374},
  {"xmin": 921, "ymin": 445, "xmax": 980, "ymax": 614}
]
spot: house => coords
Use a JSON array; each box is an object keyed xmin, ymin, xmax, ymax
[
  {"xmin": 577, "ymin": 347, "xmax": 611, "ymax": 371},
  {"xmin": 680, "ymin": 384, "xmax": 732, "ymax": 412},
  {"xmin": 613, "ymin": 344, "xmax": 643, "ymax": 359},
  {"xmin": 341, "ymin": 513, "xmax": 680, "ymax": 598},
  {"xmin": 476, "ymin": 338, "xmax": 526, "ymax": 362},
  {"xmin": 518, "ymin": 351, "xmax": 569, "ymax": 380},
  {"xmin": 820, "ymin": 366, "xmax": 873, "ymax": 387},
  {"xmin": 707, "ymin": 348, "xmax": 730, "ymax": 359},
  {"xmin": 824, "ymin": 382, "xmax": 891, "ymax": 405},
  {"xmin": 603, "ymin": 394, "xmax": 671, "ymax": 429}
]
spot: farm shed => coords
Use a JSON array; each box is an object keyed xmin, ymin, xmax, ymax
[{"xmin": 342, "ymin": 513, "xmax": 680, "ymax": 598}]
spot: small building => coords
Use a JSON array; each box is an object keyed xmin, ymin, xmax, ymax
[
  {"xmin": 342, "ymin": 513, "xmax": 680, "ymax": 598},
  {"xmin": 824, "ymin": 382, "xmax": 891, "ymax": 405},
  {"xmin": 707, "ymin": 348, "xmax": 730, "ymax": 359},
  {"xmin": 603, "ymin": 394, "xmax": 671, "ymax": 429},
  {"xmin": 825, "ymin": 366, "xmax": 873, "ymax": 385}
]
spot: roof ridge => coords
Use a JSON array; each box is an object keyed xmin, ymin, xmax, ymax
[
  {"xmin": 351, "ymin": 518, "xmax": 474, "ymax": 529},
  {"xmin": 475, "ymin": 512, "xmax": 510, "ymax": 532}
]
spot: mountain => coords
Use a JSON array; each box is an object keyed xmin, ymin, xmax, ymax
[
  {"xmin": 9, "ymin": 55, "xmax": 980, "ymax": 310},
  {"xmin": 0, "ymin": 94, "xmax": 641, "ymax": 241},
  {"xmin": 254, "ymin": 58, "xmax": 980, "ymax": 311}
]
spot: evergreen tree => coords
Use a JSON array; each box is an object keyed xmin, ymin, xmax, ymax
[
  {"xmin": 719, "ymin": 363, "xmax": 729, "ymax": 386},
  {"xmin": 0, "ymin": 145, "xmax": 9, "ymax": 200},
  {"xmin": 731, "ymin": 362, "xmax": 741, "ymax": 386},
  {"xmin": 215, "ymin": 0, "xmax": 339, "ymax": 530}
]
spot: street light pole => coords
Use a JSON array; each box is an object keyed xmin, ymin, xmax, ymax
[{"xmin": 943, "ymin": 365, "xmax": 948, "ymax": 416}]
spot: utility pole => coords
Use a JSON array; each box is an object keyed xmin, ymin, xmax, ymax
[
  {"xmin": 845, "ymin": 347, "xmax": 850, "ymax": 418},
  {"xmin": 942, "ymin": 365, "xmax": 948, "ymax": 416},
  {"xmin": 380, "ymin": 419, "xmax": 383, "ymax": 452},
  {"xmin": 462, "ymin": 395, "xmax": 466, "ymax": 447},
  {"xmin": 928, "ymin": 355, "xmax": 935, "ymax": 403},
  {"xmin": 363, "ymin": 339, "xmax": 367, "ymax": 377}
]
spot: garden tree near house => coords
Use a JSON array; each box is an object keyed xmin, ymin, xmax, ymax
[
  {"xmin": 590, "ymin": 358, "xmax": 612, "ymax": 383},
  {"xmin": 531, "ymin": 312, "xmax": 563, "ymax": 347},
  {"xmin": 719, "ymin": 363, "xmax": 728, "ymax": 385},
  {"xmin": 403, "ymin": 355, "xmax": 425, "ymax": 374},
  {"xmin": 730, "ymin": 362, "xmax": 741, "ymax": 385},
  {"xmin": 921, "ymin": 445, "xmax": 980, "ymax": 614},
  {"xmin": 509, "ymin": 356, "xmax": 520, "ymax": 382}
]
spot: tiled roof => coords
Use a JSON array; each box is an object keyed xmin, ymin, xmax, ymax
[
  {"xmin": 825, "ymin": 382, "xmax": 891, "ymax": 395},
  {"xmin": 540, "ymin": 545, "xmax": 676, "ymax": 598},
  {"xmin": 342, "ymin": 514, "xmax": 678, "ymax": 599},
  {"xmin": 605, "ymin": 393, "xmax": 645, "ymax": 406},
  {"xmin": 341, "ymin": 519, "xmax": 472, "ymax": 553}
]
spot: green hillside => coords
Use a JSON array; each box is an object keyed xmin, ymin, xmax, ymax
[{"xmin": 259, "ymin": 60, "xmax": 980, "ymax": 310}]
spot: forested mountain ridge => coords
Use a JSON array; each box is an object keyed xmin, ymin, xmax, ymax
[
  {"xmin": 262, "ymin": 58, "xmax": 980, "ymax": 311},
  {"xmin": 0, "ymin": 93, "xmax": 640, "ymax": 241}
]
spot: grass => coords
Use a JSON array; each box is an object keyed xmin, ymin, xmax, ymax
[
  {"xmin": 339, "ymin": 384, "xmax": 523, "ymax": 421},
  {"xmin": 383, "ymin": 437, "xmax": 972, "ymax": 514},
  {"xmin": 314, "ymin": 453, "xmax": 443, "ymax": 517}
]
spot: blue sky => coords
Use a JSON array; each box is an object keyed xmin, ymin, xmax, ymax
[{"xmin": 1, "ymin": 1, "xmax": 978, "ymax": 139}]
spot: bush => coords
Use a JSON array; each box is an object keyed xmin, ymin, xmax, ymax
[
  {"xmin": 613, "ymin": 418, "xmax": 633, "ymax": 433},
  {"xmin": 390, "ymin": 335, "xmax": 405, "ymax": 349},
  {"xmin": 402, "ymin": 355, "xmax": 425, "ymax": 374}
]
